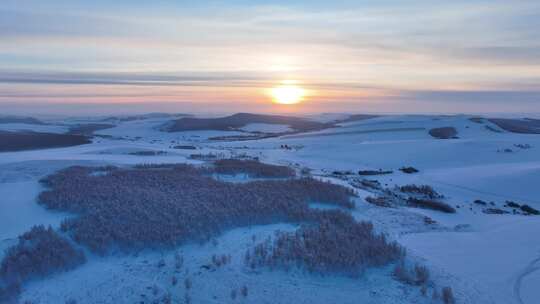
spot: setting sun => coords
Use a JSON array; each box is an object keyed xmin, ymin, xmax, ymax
[{"xmin": 270, "ymin": 83, "xmax": 306, "ymax": 105}]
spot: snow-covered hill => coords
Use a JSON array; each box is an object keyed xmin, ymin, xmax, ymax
[{"xmin": 1, "ymin": 113, "xmax": 539, "ymax": 304}]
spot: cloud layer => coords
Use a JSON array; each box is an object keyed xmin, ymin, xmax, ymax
[{"xmin": 1, "ymin": 0, "xmax": 539, "ymax": 114}]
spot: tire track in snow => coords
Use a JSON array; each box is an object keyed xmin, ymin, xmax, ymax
[
  {"xmin": 514, "ymin": 256, "xmax": 540, "ymax": 304},
  {"xmin": 419, "ymin": 176, "xmax": 540, "ymax": 205}
]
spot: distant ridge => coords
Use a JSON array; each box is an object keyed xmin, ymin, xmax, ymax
[
  {"xmin": 165, "ymin": 113, "xmax": 332, "ymax": 133},
  {"xmin": 0, "ymin": 115, "xmax": 45, "ymax": 125},
  {"xmin": 332, "ymin": 114, "xmax": 379, "ymax": 124},
  {"xmin": 102, "ymin": 112, "xmax": 192, "ymax": 123}
]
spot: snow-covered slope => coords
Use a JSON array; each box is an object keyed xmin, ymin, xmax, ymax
[{"xmin": 2, "ymin": 113, "xmax": 539, "ymax": 304}]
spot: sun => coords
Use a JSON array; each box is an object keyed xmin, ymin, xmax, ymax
[{"xmin": 270, "ymin": 82, "xmax": 306, "ymax": 105}]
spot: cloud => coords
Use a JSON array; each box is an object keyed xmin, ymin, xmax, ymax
[
  {"xmin": 0, "ymin": 70, "xmax": 273, "ymax": 87},
  {"xmin": 1, "ymin": 0, "xmax": 539, "ymax": 113},
  {"xmin": 403, "ymin": 90, "xmax": 540, "ymax": 104},
  {"xmin": 0, "ymin": 9, "xmax": 137, "ymax": 38},
  {"xmin": 441, "ymin": 46, "xmax": 540, "ymax": 65}
]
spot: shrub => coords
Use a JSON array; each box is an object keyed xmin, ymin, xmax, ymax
[
  {"xmin": 0, "ymin": 226, "xmax": 85, "ymax": 301},
  {"xmin": 414, "ymin": 264, "xmax": 430, "ymax": 285},
  {"xmin": 473, "ymin": 199, "xmax": 487, "ymax": 206},
  {"xmin": 213, "ymin": 159, "xmax": 295, "ymax": 178},
  {"xmin": 244, "ymin": 210, "xmax": 403, "ymax": 276},
  {"xmin": 399, "ymin": 167, "xmax": 419, "ymax": 174},
  {"xmin": 393, "ymin": 261, "xmax": 429, "ymax": 286},
  {"xmin": 442, "ymin": 286, "xmax": 455, "ymax": 304},
  {"xmin": 505, "ymin": 201, "xmax": 521, "ymax": 208},
  {"xmin": 174, "ymin": 252, "xmax": 184, "ymax": 270},
  {"xmin": 240, "ymin": 286, "xmax": 248, "ymax": 297},
  {"xmin": 407, "ymin": 198, "xmax": 456, "ymax": 213},
  {"xmin": 184, "ymin": 278, "xmax": 192, "ymax": 289}
]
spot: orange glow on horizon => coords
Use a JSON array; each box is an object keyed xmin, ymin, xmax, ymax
[{"xmin": 269, "ymin": 81, "xmax": 307, "ymax": 105}]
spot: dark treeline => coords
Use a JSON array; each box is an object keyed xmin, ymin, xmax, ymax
[
  {"xmin": 0, "ymin": 131, "xmax": 91, "ymax": 152},
  {"xmin": 245, "ymin": 210, "xmax": 403, "ymax": 276},
  {"xmin": 38, "ymin": 164, "xmax": 355, "ymax": 253},
  {"xmin": 0, "ymin": 226, "xmax": 85, "ymax": 302}
]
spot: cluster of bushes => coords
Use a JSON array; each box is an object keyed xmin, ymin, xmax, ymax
[
  {"xmin": 482, "ymin": 208, "xmax": 509, "ymax": 215},
  {"xmin": 0, "ymin": 226, "xmax": 86, "ymax": 302},
  {"xmin": 394, "ymin": 260, "xmax": 455, "ymax": 304},
  {"xmin": 473, "ymin": 199, "xmax": 487, "ymax": 206},
  {"xmin": 128, "ymin": 150, "xmax": 167, "ymax": 156},
  {"xmin": 211, "ymin": 254, "xmax": 232, "ymax": 268},
  {"xmin": 38, "ymin": 165, "xmax": 354, "ymax": 253},
  {"xmin": 358, "ymin": 169, "xmax": 393, "ymax": 176},
  {"xmin": 407, "ymin": 198, "xmax": 456, "ymax": 213},
  {"xmin": 213, "ymin": 159, "xmax": 295, "ymax": 178},
  {"xmin": 358, "ymin": 179, "xmax": 382, "ymax": 190},
  {"xmin": 514, "ymin": 143, "xmax": 532, "ymax": 150},
  {"xmin": 244, "ymin": 210, "xmax": 403, "ymax": 276},
  {"xmin": 332, "ymin": 170, "xmax": 354, "ymax": 176},
  {"xmin": 365, "ymin": 196, "xmax": 391, "ymax": 207},
  {"xmin": 189, "ymin": 153, "xmax": 218, "ymax": 160},
  {"xmin": 504, "ymin": 201, "xmax": 540, "ymax": 215},
  {"xmin": 173, "ymin": 145, "xmax": 197, "ymax": 150},
  {"xmin": 521, "ymin": 204, "xmax": 540, "ymax": 215},
  {"xmin": 399, "ymin": 167, "xmax": 419, "ymax": 174},
  {"xmin": 399, "ymin": 184, "xmax": 443, "ymax": 199}
]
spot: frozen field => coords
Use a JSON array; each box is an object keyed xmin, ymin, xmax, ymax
[{"xmin": 1, "ymin": 113, "xmax": 539, "ymax": 304}]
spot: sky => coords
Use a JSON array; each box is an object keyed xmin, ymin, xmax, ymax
[{"xmin": 1, "ymin": 0, "xmax": 540, "ymax": 115}]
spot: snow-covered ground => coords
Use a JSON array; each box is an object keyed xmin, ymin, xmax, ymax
[
  {"xmin": 20, "ymin": 224, "xmax": 432, "ymax": 304},
  {"xmin": 2, "ymin": 113, "xmax": 540, "ymax": 303}
]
